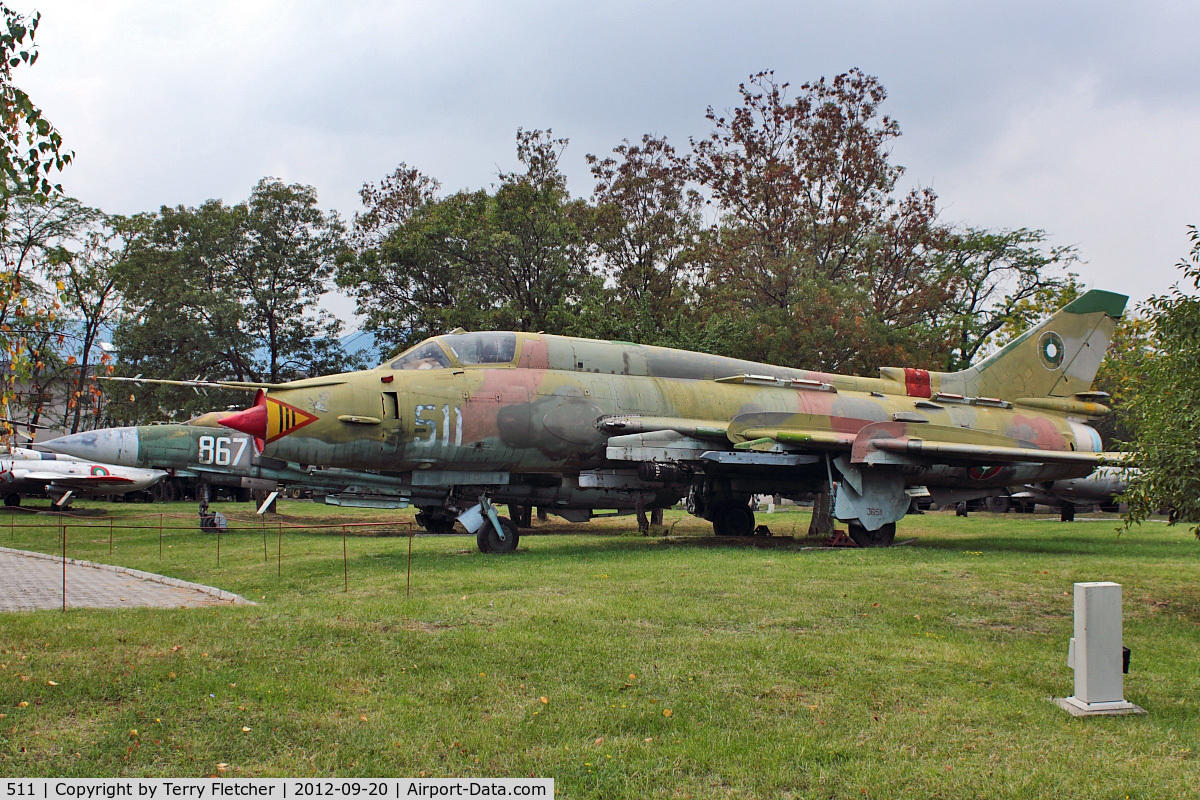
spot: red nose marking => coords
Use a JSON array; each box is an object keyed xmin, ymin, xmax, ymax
[{"xmin": 220, "ymin": 403, "xmax": 267, "ymax": 439}]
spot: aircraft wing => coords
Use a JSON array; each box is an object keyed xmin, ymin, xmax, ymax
[
  {"xmin": 46, "ymin": 475, "xmax": 138, "ymax": 487},
  {"xmin": 100, "ymin": 376, "xmax": 348, "ymax": 391},
  {"xmin": 848, "ymin": 421, "xmax": 1104, "ymax": 466},
  {"xmin": 723, "ymin": 414, "xmax": 1105, "ymax": 466}
]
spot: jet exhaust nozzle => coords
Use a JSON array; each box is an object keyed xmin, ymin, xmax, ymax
[{"xmin": 219, "ymin": 389, "xmax": 269, "ymax": 447}]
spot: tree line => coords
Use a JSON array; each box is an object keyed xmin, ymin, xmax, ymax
[{"xmin": 1, "ymin": 66, "xmax": 1121, "ymax": 429}]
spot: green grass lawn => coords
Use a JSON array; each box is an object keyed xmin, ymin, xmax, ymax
[{"xmin": 1, "ymin": 501, "xmax": 1198, "ymax": 798}]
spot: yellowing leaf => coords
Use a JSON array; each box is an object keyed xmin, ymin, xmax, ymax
[
  {"xmin": 663, "ymin": 709, "xmax": 673, "ymax": 717},
  {"xmin": 241, "ymin": 726, "xmax": 250, "ymax": 732},
  {"xmin": 46, "ymin": 680, "xmax": 58, "ymax": 686},
  {"xmin": 16, "ymin": 701, "xmax": 28, "ymax": 708},
  {"xmin": 539, "ymin": 696, "xmax": 548, "ymax": 704},
  {"xmin": 129, "ymin": 729, "xmax": 138, "ymax": 737},
  {"xmin": 359, "ymin": 715, "xmax": 367, "ymax": 722}
]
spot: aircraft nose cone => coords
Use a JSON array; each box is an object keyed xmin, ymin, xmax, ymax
[
  {"xmin": 131, "ymin": 469, "xmax": 169, "ymax": 490},
  {"xmin": 40, "ymin": 427, "xmax": 140, "ymax": 465},
  {"xmin": 220, "ymin": 403, "xmax": 268, "ymax": 439}
]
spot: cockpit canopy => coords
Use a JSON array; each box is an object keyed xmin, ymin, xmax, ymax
[{"xmin": 387, "ymin": 332, "xmax": 518, "ymax": 370}]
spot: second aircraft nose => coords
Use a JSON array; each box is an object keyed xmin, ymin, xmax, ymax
[{"xmin": 39, "ymin": 427, "xmax": 141, "ymax": 466}]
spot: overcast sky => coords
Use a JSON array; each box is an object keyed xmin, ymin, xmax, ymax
[{"xmin": 15, "ymin": 0, "xmax": 1200, "ymax": 321}]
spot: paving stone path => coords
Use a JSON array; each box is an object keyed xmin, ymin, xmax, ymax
[{"xmin": 0, "ymin": 547, "xmax": 252, "ymax": 611}]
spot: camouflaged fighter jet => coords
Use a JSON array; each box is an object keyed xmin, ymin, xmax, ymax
[
  {"xmin": 43, "ymin": 413, "xmax": 441, "ymax": 509},
  {"xmin": 90, "ymin": 290, "xmax": 1126, "ymax": 552}
]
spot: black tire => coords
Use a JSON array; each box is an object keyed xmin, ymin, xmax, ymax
[
  {"xmin": 1060, "ymin": 502, "xmax": 1076, "ymax": 522},
  {"xmin": 416, "ymin": 512, "xmax": 457, "ymax": 535},
  {"xmin": 955, "ymin": 502, "xmax": 968, "ymax": 517},
  {"xmin": 3, "ymin": 493, "xmax": 19, "ymax": 507},
  {"xmin": 847, "ymin": 522, "xmax": 896, "ymax": 548},
  {"xmin": 712, "ymin": 502, "xmax": 755, "ymax": 537},
  {"xmin": 477, "ymin": 516, "xmax": 519, "ymax": 554}
]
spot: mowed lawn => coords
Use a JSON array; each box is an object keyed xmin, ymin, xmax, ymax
[{"xmin": 1, "ymin": 502, "xmax": 1198, "ymax": 798}]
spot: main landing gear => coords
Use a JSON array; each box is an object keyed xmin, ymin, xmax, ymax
[
  {"xmin": 710, "ymin": 500, "xmax": 756, "ymax": 537},
  {"xmin": 847, "ymin": 522, "xmax": 896, "ymax": 548}
]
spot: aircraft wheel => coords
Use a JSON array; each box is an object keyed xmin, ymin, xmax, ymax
[
  {"xmin": 3, "ymin": 493, "xmax": 19, "ymax": 508},
  {"xmin": 712, "ymin": 502, "xmax": 755, "ymax": 537},
  {"xmin": 477, "ymin": 516, "xmax": 519, "ymax": 554},
  {"xmin": 955, "ymin": 502, "xmax": 968, "ymax": 517},
  {"xmin": 1060, "ymin": 502, "xmax": 1076, "ymax": 522},
  {"xmin": 848, "ymin": 522, "xmax": 896, "ymax": 547}
]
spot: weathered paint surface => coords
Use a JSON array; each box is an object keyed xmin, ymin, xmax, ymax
[
  {"xmin": 67, "ymin": 289, "xmax": 1127, "ymax": 541},
  {"xmin": 235, "ymin": 291, "xmax": 1125, "ymax": 496}
]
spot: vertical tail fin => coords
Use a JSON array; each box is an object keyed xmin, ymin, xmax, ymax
[{"xmin": 940, "ymin": 290, "xmax": 1128, "ymax": 401}]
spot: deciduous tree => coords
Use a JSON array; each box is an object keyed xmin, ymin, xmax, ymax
[
  {"xmin": 1121, "ymin": 225, "xmax": 1200, "ymax": 535},
  {"xmin": 113, "ymin": 180, "xmax": 351, "ymax": 419},
  {"xmin": 0, "ymin": 3, "xmax": 72, "ymax": 439}
]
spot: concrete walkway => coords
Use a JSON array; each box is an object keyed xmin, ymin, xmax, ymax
[{"xmin": 0, "ymin": 546, "xmax": 253, "ymax": 611}]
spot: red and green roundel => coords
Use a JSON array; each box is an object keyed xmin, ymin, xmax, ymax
[
  {"xmin": 1038, "ymin": 331, "xmax": 1065, "ymax": 370},
  {"xmin": 969, "ymin": 465, "xmax": 1002, "ymax": 481}
]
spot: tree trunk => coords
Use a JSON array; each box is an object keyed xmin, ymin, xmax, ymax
[
  {"xmin": 635, "ymin": 496, "xmax": 650, "ymax": 535},
  {"xmin": 808, "ymin": 493, "xmax": 834, "ymax": 536}
]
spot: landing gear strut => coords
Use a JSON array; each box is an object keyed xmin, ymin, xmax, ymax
[{"xmin": 847, "ymin": 522, "xmax": 896, "ymax": 548}]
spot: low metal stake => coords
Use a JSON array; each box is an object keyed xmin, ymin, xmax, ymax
[
  {"xmin": 342, "ymin": 525, "xmax": 348, "ymax": 592},
  {"xmin": 406, "ymin": 526, "xmax": 413, "ymax": 599},
  {"xmin": 61, "ymin": 520, "xmax": 66, "ymax": 612},
  {"xmin": 109, "ymin": 517, "xmax": 113, "ymax": 556},
  {"xmin": 216, "ymin": 524, "xmax": 221, "ymax": 567},
  {"xmin": 277, "ymin": 522, "xmax": 282, "ymax": 577}
]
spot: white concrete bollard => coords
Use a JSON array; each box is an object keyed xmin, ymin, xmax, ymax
[{"xmin": 1055, "ymin": 581, "xmax": 1145, "ymax": 716}]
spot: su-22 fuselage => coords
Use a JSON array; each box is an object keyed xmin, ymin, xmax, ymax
[{"xmin": 200, "ymin": 289, "xmax": 1125, "ymax": 551}]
